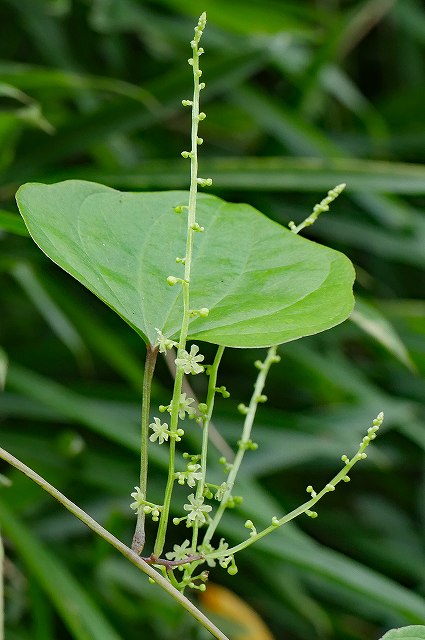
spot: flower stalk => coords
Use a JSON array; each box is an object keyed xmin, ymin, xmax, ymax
[
  {"xmin": 289, "ymin": 183, "xmax": 346, "ymax": 234},
  {"xmin": 203, "ymin": 345, "xmax": 280, "ymax": 546},
  {"xmin": 154, "ymin": 12, "xmax": 210, "ymax": 558},
  {"xmin": 191, "ymin": 345, "xmax": 225, "ymax": 553},
  {"xmin": 207, "ymin": 412, "xmax": 384, "ymax": 560}
]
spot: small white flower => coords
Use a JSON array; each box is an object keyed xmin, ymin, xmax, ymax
[
  {"xmin": 186, "ymin": 463, "xmax": 202, "ymax": 488},
  {"xmin": 197, "ymin": 539, "xmax": 229, "ymax": 568},
  {"xmin": 217, "ymin": 538, "xmax": 229, "ymax": 554},
  {"xmin": 155, "ymin": 328, "xmax": 177, "ymax": 354},
  {"xmin": 165, "ymin": 539, "xmax": 191, "ymax": 561},
  {"xmin": 175, "ymin": 344, "xmax": 204, "ymax": 375},
  {"xmin": 198, "ymin": 542, "xmax": 216, "ymax": 567},
  {"xmin": 177, "ymin": 393, "xmax": 196, "ymax": 419},
  {"xmin": 215, "ymin": 482, "xmax": 228, "ymax": 501},
  {"xmin": 149, "ymin": 417, "xmax": 169, "ymax": 444},
  {"xmin": 184, "ymin": 493, "xmax": 212, "ymax": 525},
  {"xmin": 130, "ymin": 486, "xmax": 144, "ymax": 511}
]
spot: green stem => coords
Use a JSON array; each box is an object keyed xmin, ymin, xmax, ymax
[
  {"xmin": 203, "ymin": 346, "xmax": 278, "ymax": 546},
  {"xmin": 0, "ymin": 447, "xmax": 229, "ymax": 640},
  {"xmin": 153, "ymin": 366, "xmax": 184, "ymax": 557},
  {"xmin": 208, "ymin": 431, "xmax": 377, "ymax": 560},
  {"xmin": 153, "ymin": 14, "xmax": 206, "ymax": 558},
  {"xmin": 163, "ymin": 348, "xmax": 234, "ymax": 460},
  {"xmin": 191, "ymin": 345, "xmax": 225, "ymax": 553},
  {"xmin": 132, "ymin": 343, "xmax": 158, "ymax": 554}
]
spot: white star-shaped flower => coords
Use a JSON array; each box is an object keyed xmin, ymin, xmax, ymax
[
  {"xmin": 130, "ymin": 486, "xmax": 144, "ymax": 511},
  {"xmin": 149, "ymin": 417, "xmax": 169, "ymax": 444},
  {"xmin": 154, "ymin": 328, "xmax": 177, "ymax": 354},
  {"xmin": 177, "ymin": 393, "xmax": 196, "ymax": 419},
  {"xmin": 184, "ymin": 493, "xmax": 212, "ymax": 525},
  {"xmin": 186, "ymin": 464, "xmax": 202, "ymax": 488},
  {"xmin": 165, "ymin": 539, "xmax": 191, "ymax": 561},
  {"xmin": 175, "ymin": 345, "xmax": 204, "ymax": 375}
]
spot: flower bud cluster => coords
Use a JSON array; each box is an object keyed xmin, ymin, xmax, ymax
[
  {"xmin": 149, "ymin": 417, "xmax": 184, "ymax": 444},
  {"xmin": 244, "ymin": 519, "xmax": 257, "ymax": 537},
  {"xmin": 289, "ymin": 183, "xmax": 346, "ymax": 234},
  {"xmin": 175, "ymin": 463, "xmax": 203, "ymax": 488},
  {"xmin": 302, "ymin": 412, "xmax": 384, "ymax": 519},
  {"xmin": 237, "ymin": 438, "xmax": 258, "ymax": 451},
  {"xmin": 130, "ymin": 487, "xmax": 163, "ymax": 522}
]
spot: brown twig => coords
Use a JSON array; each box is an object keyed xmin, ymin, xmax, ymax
[{"xmin": 141, "ymin": 553, "xmax": 202, "ymax": 570}]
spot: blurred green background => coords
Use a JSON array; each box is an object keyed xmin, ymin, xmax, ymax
[{"xmin": 1, "ymin": 1, "xmax": 425, "ymax": 638}]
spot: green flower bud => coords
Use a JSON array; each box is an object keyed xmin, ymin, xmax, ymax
[
  {"xmin": 237, "ymin": 403, "xmax": 249, "ymax": 415},
  {"xmin": 307, "ymin": 510, "xmax": 318, "ymax": 518}
]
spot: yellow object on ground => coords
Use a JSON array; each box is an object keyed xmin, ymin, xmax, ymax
[{"xmin": 200, "ymin": 583, "xmax": 275, "ymax": 640}]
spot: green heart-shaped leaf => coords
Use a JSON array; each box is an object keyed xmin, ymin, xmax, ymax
[
  {"xmin": 16, "ymin": 180, "xmax": 354, "ymax": 348},
  {"xmin": 380, "ymin": 626, "xmax": 425, "ymax": 640}
]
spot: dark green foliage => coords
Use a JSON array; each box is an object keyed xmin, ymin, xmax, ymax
[{"xmin": 1, "ymin": 2, "xmax": 425, "ymax": 639}]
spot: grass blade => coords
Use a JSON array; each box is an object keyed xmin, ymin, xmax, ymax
[{"xmin": 0, "ymin": 499, "xmax": 123, "ymax": 640}]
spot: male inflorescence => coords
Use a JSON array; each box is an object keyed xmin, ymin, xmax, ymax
[{"xmin": 128, "ymin": 12, "xmax": 384, "ymax": 593}]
